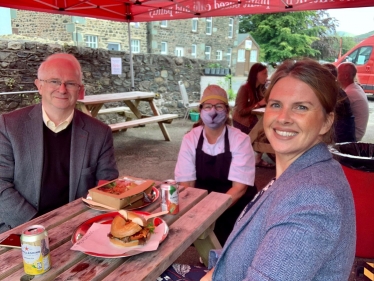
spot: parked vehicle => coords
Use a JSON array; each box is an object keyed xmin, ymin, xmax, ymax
[{"xmin": 334, "ymin": 36, "xmax": 374, "ymax": 94}]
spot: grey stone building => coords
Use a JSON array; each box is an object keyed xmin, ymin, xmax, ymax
[{"xmin": 0, "ymin": 8, "xmax": 240, "ymax": 73}]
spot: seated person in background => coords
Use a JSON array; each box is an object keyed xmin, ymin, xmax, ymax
[
  {"xmin": 337, "ymin": 62, "xmax": 369, "ymax": 141},
  {"xmin": 0, "ymin": 53, "xmax": 119, "ymax": 234},
  {"xmin": 174, "ymin": 85, "xmax": 257, "ymax": 246},
  {"xmin": 323, "ymin": 63, "xmax": 356, "ymax": 143},
  {"xmin": 232, "ymin": 63, "xmax": 274, "ymax": 168}
]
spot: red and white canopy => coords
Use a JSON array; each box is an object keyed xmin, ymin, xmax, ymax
[{"xmin": 0, "ymin": 0, "xmax": 373, "ymax": 22}]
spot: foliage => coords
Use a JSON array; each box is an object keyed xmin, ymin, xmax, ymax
[
  {"xmin": 5, "ymin": 78, "xmax": 16, "ymax": 89},
  {"xmin": 207, "ymin": 62, "xmax": 221, "ymax": 68},
  {"xmin": 239, "ymin": 11, "xmax": 338, "ymax": 65}
]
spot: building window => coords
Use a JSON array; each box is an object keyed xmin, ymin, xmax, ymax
[
  {"xmin": 160, "ymin": 20, "xmax": 168, "ymax": 27},
  {"xmin": 161, "ymin": 42, "xmax": 168, "ymax": 54},
  {"xmin": 191, "ymin": 44, "xmax": 197, "ymax": 58},
  {"xmin": 192, "ymin": 18, "xmax": 198, "ymax": 32},
  {"xmin": 238, "ymin": 49, "xmax": 246, "ymax": 62},
  {"xmin": 228, "ymin": 18, "xmax": 234, "ymax": 38},
  {"xmin": 107, "ymin": 43, "xmax": 121, "ymax": 51},
  {"xmin": 227, "ymin": 48, "xmax": 232, "ymax": 67},
  {"xmin": 205, "ymin": 46, "xmax": 211, "ymax": 60},
  {"xmin": 175, "ymin": 47, "xmax": 184, "ymax": 57},
  {"xmin": 131, "ymin": 39, "xmax": 140, "ymax": 53},
  {"xmin": 216, "ymin": 50, "xmax": 222, "ymax": 60},
  {"xmin": 85, "ymin": 35, "xmax": 98, "ymax": 48},
  {"xmin": 206, "ymin": 17, "xmax": 212, "ymax": 35}
]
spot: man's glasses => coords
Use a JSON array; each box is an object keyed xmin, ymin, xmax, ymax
[
  {"xmin": 200, "ymin": 103, "xmax": 227, "ymax": 112},
  {"xmin": 39, "ymin": 79, "xmax": 81, "ymax": 91}
]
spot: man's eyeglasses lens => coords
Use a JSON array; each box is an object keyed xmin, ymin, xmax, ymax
[
  {"xmin": 202, "ymin": 103, "xmax": 226, "ymax": 112},
  {"xmin": 40, "ymin": 79, "xmax": 80, "ymax": 91}
]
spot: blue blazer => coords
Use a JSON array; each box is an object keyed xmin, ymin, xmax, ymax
[
  {"xmin": 0, "ymin": 104, "xmax": 119, "ymax": 232},
  {"xmin": 210, "ymin": 143, "xmax": 356, "ymax": 281}
]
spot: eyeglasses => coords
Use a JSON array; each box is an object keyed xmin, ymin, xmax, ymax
[
  {"xmin": 201, "ymin": 103, "xmax": 227, "ymax": 112},
  {"xmin": 39, "ymin": 79, "xmax": 81, "ymax": 91}
]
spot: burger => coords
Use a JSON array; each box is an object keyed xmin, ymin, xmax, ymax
[{"xmin": 108, "ymin": 212, "xmax": 152, "ymax": 247}]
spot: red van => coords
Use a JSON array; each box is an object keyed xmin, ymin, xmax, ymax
[{"xmin": 334, "ymin": 35, "xmax": 374, "ymax": 94}]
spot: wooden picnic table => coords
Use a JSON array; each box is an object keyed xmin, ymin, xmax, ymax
[
  {"xmin": 249, "ymin": 107, "xmax": 275, "ymax": 154},
  {"xmin": 76, "ymin": 92, "xmax": 178, "ymax": 141},
  {"xmin": 0, "ymin": 183, "xmax": 232, "ymax": 280}
]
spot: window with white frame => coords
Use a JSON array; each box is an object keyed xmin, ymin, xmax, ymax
[
  {"xmin": 191, "ymin": 44, "xmax": 197, "ymax": 58},
  {"xmin": 228, "ymin": 18, "xmax": 234, "ymax": 38},
  {"xmin": 216, "ymin": 50, "xmax": 222, "ymax": 60},
  {"xmin": 160, "ymin": 20, "xmax": 168, "ymax": 27},
  {"xmin": 205, "ymin": 46, "xmax": 211, "ymax": 60},
  {"xmin": 175, "ymin": 47, "xmax": 184, "ymax": 57},
  {"xmin": 192, "ymin": 18, "xmax": 198, "ymax": 32},
  {"xmin": 238, "ymin": 49, "xmax": 246, "ymax": 62},
  {"xmin": 131, "ymin": 39, "xmax": 140, "ymax": 53},
  {"xmin": 227, "ymin": 48, "xmax": 232, "ymax": 67},
  {"xmin": 161, "ymin": 42, "xmax": 168, "ymax": 55},
  {"xmin": 85, "ymin": 35, "xmax": 98, "ymax": 48},
  {"xmin": 206, "ymin": 17, "xmax": 212, "ymax": 35},
  {"xmin": 107, "ymin": 43, "xmax": 121, "ymax": 51}
]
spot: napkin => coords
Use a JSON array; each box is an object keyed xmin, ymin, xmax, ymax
[{"xmin": 71, "ymin": 222, "xmax": 166, "ymax": 255}]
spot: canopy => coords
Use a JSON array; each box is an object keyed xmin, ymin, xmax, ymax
[{"xmin": 0, "ymin": 0, "xmax": 373, "ymax": 22}]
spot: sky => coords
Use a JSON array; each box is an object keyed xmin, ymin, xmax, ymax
[{"xmin": 326, "ymin": 7, "xmax": 374, "ymax": 35}]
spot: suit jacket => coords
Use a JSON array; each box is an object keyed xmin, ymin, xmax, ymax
[
  {"xmin": 0, "ymin": 104, "xmax": 119, "ymax": 233},
  {"xmin": 210, "ymin": 143, "xmax": 356, "ymax": 281}
]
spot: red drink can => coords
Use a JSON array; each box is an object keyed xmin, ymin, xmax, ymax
[{"xmin": 161, "ymin": 180, "xmax": 179, "ymax": 214}]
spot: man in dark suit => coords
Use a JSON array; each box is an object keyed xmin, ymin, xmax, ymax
[{"xmin": 0, "ymin": 53, "xmax": 119, "ymax": 233}]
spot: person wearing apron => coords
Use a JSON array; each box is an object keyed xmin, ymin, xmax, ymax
[{"xmin": 175, "ymin": 84, "xmax": 257, "ymax": 246}]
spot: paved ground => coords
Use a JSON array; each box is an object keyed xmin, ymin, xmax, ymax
[{"xmin": 112, "ymin": 100, "xmax": 374, "ymax": 277}]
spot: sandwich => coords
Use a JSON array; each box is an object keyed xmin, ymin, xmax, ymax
[{"xmin": 108, "ymin": 212, "xmax": 152, "ymax": 247}]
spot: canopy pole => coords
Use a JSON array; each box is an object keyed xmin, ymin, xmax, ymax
[{"xmin": 128, "ymin": 21, "xmax": 135, "ymax": 90}]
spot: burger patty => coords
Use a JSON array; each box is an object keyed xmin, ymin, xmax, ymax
[{"xmin": 108, "ymin": 228, "xmax": 151, "ymax": 245}]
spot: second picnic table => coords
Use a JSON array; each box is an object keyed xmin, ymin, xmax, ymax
[{"xmin": 76, "ymin": 92, "xmax": 178, "ymax": 141}]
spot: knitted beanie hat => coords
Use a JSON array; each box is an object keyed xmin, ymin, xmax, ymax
[{"xmin": 200, "ymin": 85, "xmax": 228, "ymax": 104}]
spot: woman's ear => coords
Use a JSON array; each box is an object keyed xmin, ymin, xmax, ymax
[{"xmin": 320, "ymin": 111, "xmax": 335, "ymax": 135}]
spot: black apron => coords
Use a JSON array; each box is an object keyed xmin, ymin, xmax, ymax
[{"xmin": 195, "ymin": 126, "xmax": 257, "ymax": 245}]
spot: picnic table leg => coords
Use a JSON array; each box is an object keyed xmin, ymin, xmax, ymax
[
  {"xmin": 88, "ymin": 103, "xmax": 104, "ymax": 118},
  {"xmin": 193, "ymin": 223, "xmax": 222, "ymax": 267},
  {"xmin": 158, "ymin": 122, "xmax": 172, "ymax": 141},
  {"xmin": 149, "ymin": 99, "xmax": 172, "ymax": 141},
  {"xmin": 123, "ymin": 100, "xmax": 142, "ymax": 119}
]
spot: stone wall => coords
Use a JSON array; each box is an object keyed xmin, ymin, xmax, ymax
[{"xmin": 0, "ymin": 40, "xmax": 208, "ymax": 124}]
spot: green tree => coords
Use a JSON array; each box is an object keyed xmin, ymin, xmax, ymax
[{"xmin": 239, "ymin": 11, "xmax": 336, "ymax": 65}]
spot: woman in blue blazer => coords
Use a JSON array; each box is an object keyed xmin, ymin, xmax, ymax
[{"xmin": 200, "ymin": 59, "xmax": 356, "ymax": 280}]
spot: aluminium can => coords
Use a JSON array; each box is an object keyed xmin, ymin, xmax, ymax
[
  {"xmin": 20, "ymin": 225, "xmax": 51, "ymax": 275},
  {"xmin": 161, "ymin": 180, "xmax": 179, "ymax": 215}
]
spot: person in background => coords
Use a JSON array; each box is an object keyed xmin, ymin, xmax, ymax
[
  {"xmin": 337, "ymin": 62, "xmax": 369, "ymax": 141},
  {"xmin": 0, "ymin": 53, "xmax": 119, "ymax": 234},
  {"xmin": 199, "ymin": 59, "xmax": 356, "ymax": 281},
  {"xmin": 232, "ymin": 63, "xmax": 274, "ymax": 168},
  {"xmin": 174, "ymin": 85, "xmax": 257, "ymax": 246},
  {"xmin": 323, "ymin": 63, "xmax": 356, "ymax": 143}
]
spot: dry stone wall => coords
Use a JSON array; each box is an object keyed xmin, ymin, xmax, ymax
[{"xmin": 0, "ymin": 40, "xmax": 207, "ymax": 124}]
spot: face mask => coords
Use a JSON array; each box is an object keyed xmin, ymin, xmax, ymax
[{"xmin": 200, "ymin": 108, "xmax": 227, "ymax": 129}]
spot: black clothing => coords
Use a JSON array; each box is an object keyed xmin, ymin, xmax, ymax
[
  {"xmin": 335, "ymin": 89, "xmax": 356, "ymax": 143},
  {"xmin": 195, "ymin": 127, "xmax": 257, "ymax": 245},
  {"xmin": 39, "ymin": 122, "xmax": 71, "ymax": 215}
]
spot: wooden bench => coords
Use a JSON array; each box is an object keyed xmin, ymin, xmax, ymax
[
  {"xmin": 97, "ymin": 106, "xmax": 130, "ymax": 115},
  {"xmin": 109, "ymin": 114, "xmax": 178, "ymax": 141}
]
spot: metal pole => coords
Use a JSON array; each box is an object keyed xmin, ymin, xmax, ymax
[{"xmin": 128, "ymin": 21, "xmax": 135, "ymax": 90}]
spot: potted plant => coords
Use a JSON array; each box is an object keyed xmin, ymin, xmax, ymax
[{"xmin": 189, "ymin": 108, "xmax": 200, "ymax": 122}]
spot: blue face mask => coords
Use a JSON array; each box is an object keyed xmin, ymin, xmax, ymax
[{"xmin": 200, "ymin": 108, "xmax": 227, "ymax": 129}]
